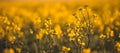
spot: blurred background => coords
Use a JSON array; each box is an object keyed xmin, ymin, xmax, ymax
[{"xmin": 0, "ymin": 0, "xmax": 120, "ymax": 53}]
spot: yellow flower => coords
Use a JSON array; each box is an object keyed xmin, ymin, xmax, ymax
[
  {"xmin": 68, "ymin": 30, "xmax": 75, "ymax": 38},
  {"xmin": 17, "ymin": 27, "xmax": 21, "ymax": 31},
  {"xmin": 115, "ymin": 21, "xmax": 120, "ymax": 26},
  {"xmin": 6, "ymin": 26, "xmax": 12, "ymax": 31},
  {"xmin": 54, "ymin": 24, "xmax": 62, "ymax": 39},
  {"xmin": 33, "ymin": 17, "xmax": 41, "ymax": 24},
  {"xmin": 36, "ymin": 29, "xmax": 44, "ymax": 40},
  {"xmin": 8, "ymin": 35, "xmax": 16, "ymax": 44},
  {"xmin": 110, "ymin": 31, "xmax": 114, "ymax": 37},
  {"xmin": 106, "ymin": 27, "xmax": 111, "ymax": 32},
  {"xmin": 78, "ymin": 38, "xmax": 81, "ymax": 42},
  {"xmin": 83, "ymin": 22, "xmax": 87, "ymax": 27},
  {"xmin": 30, "ymin": 29, "xmax": 33, "ymax": 34},
  {"xmin": 83, "ymin": 48, "xmax": 91, "ymax": 53},
  {"xmin": 68, "ymin": 30, "xmax": 75, "ymax": 41},
  {"xmin": 33, "ymin": 17, "xmax": 41, "ymax": 28},
  {"xmin": 16, "ymin": 48, "xmax": 21, "ymax": 53},
  {"xmin": 62, "ymin": 46, "xmax": 71, "ymax": 52},
  {"xmin": 115, "ymin": 42, "xmax": 120, "ymax": 52},
  {"xmin": 67, "ymin": 48, "xmax": 71, "ymax": 51},
  {"xmin": 45, "ymin": 23, "xmax": 49, "ymax": 28},
  {"xmin": 67, "ymin": 28, "xmax": 71, "ymax": 33},
  {"xmin": 4, "ymin": 48, "xmax": 14, "ymax": 53},
  {"xmin": 99, "ymin": 34, "xmax": 106, "ymax": 39},
  {"xmin": 81, "ymin": 42, "xmax": 85, "ymax": 47},
  {"xmin": 3, "ymin": 17, "xmax": 10, "ymax": 25},
  {"xmin": 18, "ymin": 32, "xmax": 24, "ymax": 38},
  {"xmin": 69, "ymin": 37, "xmax": 75, "ymax": 41},
  {"xmin": 119, "ymin": 33, "xmax": 120, "ymax": 38}
]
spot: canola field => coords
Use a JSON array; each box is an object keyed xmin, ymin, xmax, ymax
[{"xmin": 0, "ymin": 1, "xmax": 120, "ymax": 53}]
